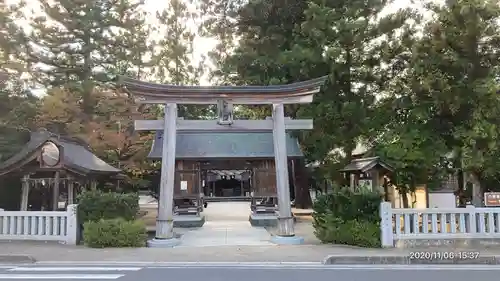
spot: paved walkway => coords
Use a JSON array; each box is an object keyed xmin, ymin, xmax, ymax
[
  {"xmin": 180, "ymin": 202, "xmax": 273, "ymax": 247},
  {"xmin": 180, "ymin": 221, "xmax": 273, "ymax": 247},
  {"xmin": 203, "ymin": 201, "xmax": 251, "ymax": 221}
]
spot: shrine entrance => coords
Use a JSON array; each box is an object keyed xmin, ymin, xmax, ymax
[{"xmin": 119, "ymin": 75, "xmax": 327, "ymax": 247}]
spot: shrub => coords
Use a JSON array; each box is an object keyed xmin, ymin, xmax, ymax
[
  {"xmin": 312, "ymin": 187, "xmax": 382, "ymax": 222},
  {"xmin": 77, "ymin": 190, "xmax": 139, "ymax": 223},
  {"xmin": 314, "ymin": 215, "xmax": 381, "ymax": 247},
  {"xmin": 312, "ymin": 187, "xmax": 383, "ymax": 247},
  {"xmin": 83, "ymin": 218, "xmax": 147, "ymax": 248}
]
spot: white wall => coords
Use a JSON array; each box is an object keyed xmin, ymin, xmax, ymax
[{"xmin": 428, "ymin": 193, "xmax": 456, "ymax": 208}]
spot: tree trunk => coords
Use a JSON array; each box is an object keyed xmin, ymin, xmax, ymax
[
  {"xmin": 400, "ymin": 185, "xmax": 410, "ymax": 208},
  {"xmin": 293, "ymin": 158, "xmax": 313, "ymax": 209},
  {"xmin": 402, "ymin": 192, "xmax": 409, "ymax": 208},
  {"xmin": 469, "ymin": 172, "xmax": 483, "ymax": 206}
]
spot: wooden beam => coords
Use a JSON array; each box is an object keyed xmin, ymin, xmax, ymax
[
  {"xmin": 52, "ymin": 171, "xmax": 60, "ymax": 211},
  {"xmin": 133, "ymin": 91, "xmax": 316, "ymax": 105},
  {"xmin": 20, "ymin": 175, "xmax": 30, "ymax": 211},
  {"xmin": 135, "ymin": 119, "xmax": 313, "ymax": 132},
  {"xmin": 67, "ymin": 179, "xmax": 74, "ymax": 205}
]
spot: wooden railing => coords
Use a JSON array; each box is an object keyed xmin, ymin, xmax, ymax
[
  {"xmin": 0, "ymin": 205, "xmax": 78, "ymax": 245},
  {"xmin": 380, "ymin": 202, "xmax": 500, "ymax": 247}
]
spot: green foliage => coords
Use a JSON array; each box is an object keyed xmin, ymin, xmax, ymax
[
  {"xmin": 312, "ymin": 187, "xmax": 382, "ymax": 221},
  {"xmin": 0, "ymin": 81, "xmax": 39, "ymax": 163},
  {"xmin": 373, "ymin": 0, "xmax": 500, "ymax": 197},
  {"xmin": 20, "ymin": 0, "xmax": 151, "ymax": 88},
  {"xmin": 313, "ymin": 188, "xmax": 382, "ymax": 247},
  {"xmin": 2, "ymin": 0, "xmax": 500, "ymax": 210},
  {"xmin": 153, "ymin": 0, "xmax": 216, "ymax": 120},
  {"xmin": 315, "ymin": 217, "xmax": 381, "ymax": 248},
  {"xmin": 83, "ymin": 218, "xmax": 147, "ymax": 248},
  {"xmin": 76, "ymin": 190, "xmax": 139, "ymax": 224}
]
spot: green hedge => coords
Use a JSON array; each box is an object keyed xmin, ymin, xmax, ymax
[
  {"xmin": 83, "ymin": 218, "xmax": 147, "ymax": 248},
  {"xmin": 77, "ymin": 190, "xmax": 139, "ymax": 223},
  {"xmin": 313, "ymin": 187, "xmax": 382, "ymax": 247}
]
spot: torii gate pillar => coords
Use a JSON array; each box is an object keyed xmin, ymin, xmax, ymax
[
  {"xmin": 272, "ymin": 103, "xmax": 297, "ymax": 240},
  {"xmin": 147, "ymin": 103, "xmax": 180, "ymax": 247}
]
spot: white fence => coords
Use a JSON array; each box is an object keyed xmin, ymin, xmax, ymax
[
  {"xmin": 0, "ymin": 204, "xmax": 78, "ymax": 245},
  {"xmin": 380, "ymin": 202, "xmax": 500, "ymax": 247}
]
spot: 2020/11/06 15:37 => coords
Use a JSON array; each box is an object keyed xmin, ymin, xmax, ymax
[{"xmin": 409, "ymin": 251, "xmax": 480, "ymax": 260}]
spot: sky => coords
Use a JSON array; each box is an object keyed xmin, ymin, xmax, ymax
[{"xmin": 7, "ymin": 0, "xmax": 421, "ymax": 88}]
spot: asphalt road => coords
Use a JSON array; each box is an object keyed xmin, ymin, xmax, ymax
[{"xmin": 0, "ymin": 263, "xmax": 500, "ymax": 280}]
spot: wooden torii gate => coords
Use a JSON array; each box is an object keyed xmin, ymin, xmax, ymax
[{"xmin": 118, "ymin": 76, "xmax": 327, "ymax": 247}]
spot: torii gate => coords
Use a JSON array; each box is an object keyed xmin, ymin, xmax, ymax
[{"xmin": 119, "ymin": 76, "xmax": 327, "ymax": 247}]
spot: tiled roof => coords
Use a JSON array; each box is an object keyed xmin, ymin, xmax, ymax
[
  {"xmin": 0, "ymin": 129, "xmax": 121, "ymax": 175},
  {"xmin": 148, "ymin": 131, "xmax": 303, "ymax": 159},
  {"xmin": 339, "ymin": 156, "xmax": 393, "ymax": 172}
]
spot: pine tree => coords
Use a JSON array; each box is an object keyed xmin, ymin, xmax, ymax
[
  {"xmin": 198, "ymin": 0, "xmax": 243, "ymax": 85},
  {"xmin": 294, "ymin": 0, "xmax": 416, "ymax": 162},
  {"xmin": 407, "ymin": 0, "xmax": 500, "ymax": 201},
  {"xmin": 153, "ymin": 0, "xmax": 198, "ymax": 85},
  {"xmin": 0, "ymin": 1, "xmax": 26, "ymax": 74},
  {"xmin": 20, "ymin": 0, "xmax": 152, "ymax": 115},
  {"xmin": 0, "ymin": 1, "xmax": 40, "ymax": 161},
  {"xmin": 152, "ymin": 0, "xmax": 214, "ymax": 119}
]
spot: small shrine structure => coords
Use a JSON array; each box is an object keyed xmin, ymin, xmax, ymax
[
  {"xmin": 339, "ymin": 156, "xmax": 393, "ymax": 194},
  {"xmin": 0, "ymin": 129, "xmax": 122, "ymax": 211}
]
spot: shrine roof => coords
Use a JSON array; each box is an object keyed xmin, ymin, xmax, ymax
[
  {"xmin": 148, "ymin": 132, "xmax": 303, "ymax": 159},
  {"xmin": 0, "ymin": 129, "xmax": 122, "ymax": 176},
  {"xmin": 339, "ymin": 157, "xmax": 393, "ymax": 173},
  {"xmin": 117, "ymin": 76, "xmax": 328, "ymax": 97}
]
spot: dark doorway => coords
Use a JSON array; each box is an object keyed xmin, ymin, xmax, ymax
[
  {"xmin": 204, "ymin": 170, "xmax": 251, "ymax": 198},
  {"xmin": 214, "ymin": 175, "xmax": 241, "ymax": 197}
]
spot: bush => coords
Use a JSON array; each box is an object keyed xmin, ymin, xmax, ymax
[
  {"xmin": 312, "ymin": 187, "xmax": 383, "ymax": 247},
  {"xmin": 77, "ymin": 190, "xmax": 139, "ymax": 223},
  {"xmin": 83, "ymin": 218, "xmax": 147, "ymax": 248},
  {"xmin": 315, "ymin": 215, "xmax": 381, "ymax": 247},
  {"xmin": 312, "ymin": 187, "xmax": 382, "ymax": 222}
]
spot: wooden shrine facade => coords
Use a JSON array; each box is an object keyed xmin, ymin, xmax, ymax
[
  {"xmin": 148, "ymin": 130, "xmax": 305, "ymax": 204},
  {"xmin": 172, "ymin": 159, "xmax": 281, "ymax": 199},
  {"xmin": 0, "ymin": 129, "xmax": 123, "ymax": 211}
]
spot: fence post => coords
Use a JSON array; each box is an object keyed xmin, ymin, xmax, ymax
[
  {"xmin": 379, "ymin": 202, "xmax": 394, "ymax": 247},
  {"xmin": 66, "ymin": 204, "xmax": 78, "ymax": 245},
  {"xmin": 466, "ymin": 204, "xmax": 476, "ymax": 234}
]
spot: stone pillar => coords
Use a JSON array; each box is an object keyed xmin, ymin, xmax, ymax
[
  {"xmin": 271, "ymin": 103, "xmax": 302, "ymax": 244},
  {"xmin": 20, "ymin": 175, "xmax": 30, "ymax": 211},
  {"xmin": 52, "ymin": 171, "xmax": 60, "ymax": 211},
  {"xmin": 148, "ymin": 103, "xmax": 180, "ymax": 247}
]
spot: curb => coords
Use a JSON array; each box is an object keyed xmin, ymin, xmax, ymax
[
  {"xmin": 35, "ymin": 261, "xmax": 324, "ymax": 266},
  {"xmin": 0, "ymin": 255, "xmax": 36, "ymax": 264},
  {"xmin": 323, "ymin": 255, "xmax": 500, "ymax": 265}
]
